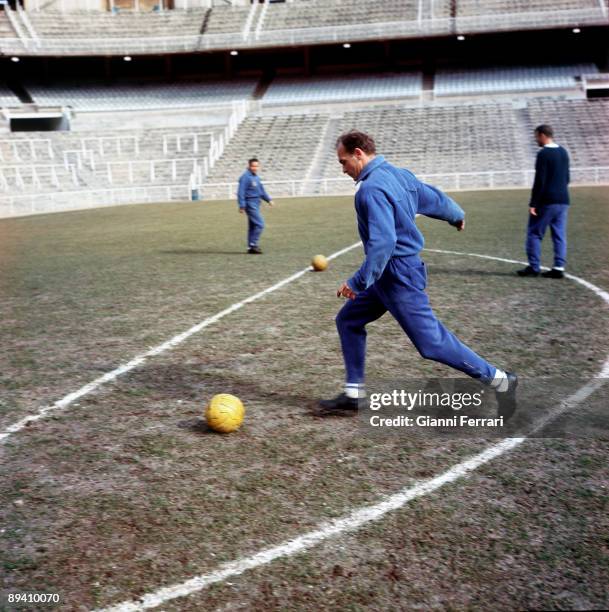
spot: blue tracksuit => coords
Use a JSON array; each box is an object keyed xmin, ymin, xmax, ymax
[
  {"xmin": 337, "ymin": 155, "xmax": 497, "ymax": 384},
  {"xmin": 238, "ymin": 169, "xmax": 272, "ymax": 247},
  {"xmin": 526, "ymin": 144, "xmax": 570, "ymax": 271}
]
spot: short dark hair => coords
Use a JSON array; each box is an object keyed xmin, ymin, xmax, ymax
[
  {"xmin": 535, "ymin": 124, "xmax": 554, "ymax": 138},
  {"xmin": 248, "ymin": 158, "xmax": 259, "ymax": 165},
  {"xmin": 336, "ymin": 130, "xmax": 376, "ymax": 154}
]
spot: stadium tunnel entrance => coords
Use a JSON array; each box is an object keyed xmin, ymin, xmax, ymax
[{"xmin": 9, "ymin": 110, "xmax": 70, "ymax": 132}]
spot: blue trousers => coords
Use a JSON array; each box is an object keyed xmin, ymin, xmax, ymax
[
  {"xmin": 336, "ymin": 255, "xmax": 496, "ymax": 384},
  {"xmin": 245, "ymin": 201, "xmax": 265, "ymax": 247},
  {"xmin": 526, "ymin": 204, "xmax": 568, "ymax": 272}
]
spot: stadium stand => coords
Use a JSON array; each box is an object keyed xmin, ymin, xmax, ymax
[
  {"xmin": 195, "ymin": 95, "xmax": 609, "ymax": 196},
  {"xmin": 26, "ymin": 81, "xmax": 257, "ymax": 111},
  {"xmin": 0, "ymin": 85, "xmax": 20, "ymax": 107},
  {"xmin": 525, "ymin": 97, "xmax": 609, "ymax": 167},
  {"xmin": 430, "ymin": 0, "xmax": 453, "ymax": 18},
  {"xmin": 262, "ymin": 73, "xmax": 423, "ymax": 106},
  {"xmin": 6, "ymin": 91, "xmax": 604, "ymax": 201},
  {"xmin": 0, "ymin": 8, "xmax": 23, "ymax": 54},
  {"xmin": 316, "ymin": 102, "xmax": 532, "ymax": 178},
  {"xmin": 262, "ymin": 0, "xmax": 419, "ymax": 30},
  {"xmin": 4, "ymin": 0, "xmax": 605, "ymax": 55},
  {"xmin": 26, "ymin": 8, "xmax": 206, "ymax": 39},
  {"xmin": 20, "ymin": 7, "xmax": 207, "ymax": 54},
  {"xmin": 456, "ymin": 0, "xmax": 601, "ymax": 16},
  {"xmin": 202, "ymin": 4, "xmax": 250, "ymax": 34},
  {"xmin": 435, "ymin": 64, "xmax": 599, "ymax": 96},
  {"xmin": 202, "ymin": 113, "xmax": 330, "ymax": 196},
  {"xmin": 0, "ymin": 9, "xmax": 15, "ymax": 35},
  {"xmin": 454, "ymin": 0, "xmax": 608, "ymax": 32},
  {"xmin": 0, "ymin": 125, "xmax": 225, "ymax": 194}
]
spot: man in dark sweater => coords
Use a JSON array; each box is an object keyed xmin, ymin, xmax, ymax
[{"xmin": 517, "ymin": 124, "xmax": 570, "ymax": 279}]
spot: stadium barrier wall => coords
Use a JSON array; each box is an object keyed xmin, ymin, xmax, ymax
[
  {"xmin": 200, "ymin": 167, "xmax": 609, "ymax": 199},
  {"xmin": 2, "ymin": 167, "xmax": 609, "ymax": 218}
]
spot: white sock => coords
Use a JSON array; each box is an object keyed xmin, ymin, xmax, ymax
[
  {"xmin": 490, "ymin": 369, "xmax": 509, "ymax": 392},
  {"xmin": 344, "ymin": 383, "xmax": 366, "ymax": 399},
  {"xmin": 554, "ymin": 266, "xmax": 565, "ymax": 271}
]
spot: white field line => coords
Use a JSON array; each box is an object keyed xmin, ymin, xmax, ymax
[
  {"xmin": 426, "ymin": 249, "xmax": 609, "ymax": 378},
  {"xmin": 0, "ymin": 242, "xmax": 363, "ymax": 444},
  {"xmin": 97, "ymin": 249, "xmax": 609, "ymax": 612}
]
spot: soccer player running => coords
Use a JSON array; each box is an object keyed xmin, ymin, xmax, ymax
[
  {"xmin": 318, "ymin": 131, "xmax": 517, "ymax": 416},
  {"xmin": 237, "ymin": 158, "xmax": 273, "ymax": 254},
  {"xmin": 517, "ymin": 124, "xmax": 570, "ymax": 279}
]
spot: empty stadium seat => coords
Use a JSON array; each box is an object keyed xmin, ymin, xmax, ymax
[
  {"xmin": 525, "ymin": 97, "xmax": 609, "ymax": 167},
  {"xmin": 435, "ymin": 64, "xmax": 598, "ymax": 96},
  {"xmin": 27, "ymin": 81, "xmax": 257, "ymax": 111},
  {"xmin": 0, "ymin": 85, "xmax": 20, "ymax": 107},
  {"xmin": 263, "ymin": 73, "xmax": 423, "ymax": 105}
]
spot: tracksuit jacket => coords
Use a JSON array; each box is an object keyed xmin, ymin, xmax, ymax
[{"xmin": 348, "ymin": 155, "xmax": 465, "ymax": 292}]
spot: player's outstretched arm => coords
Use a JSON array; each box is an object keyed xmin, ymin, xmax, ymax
[{"xmin": 417, "ymin": 182, "xmax": 465, "ymax": 229}]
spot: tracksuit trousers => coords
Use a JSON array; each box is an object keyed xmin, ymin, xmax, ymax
[
  {"xmin": 245, "ymin": 200, "xmax": 265, "ymax": 248},
  {"xmin": 526, "ymin": 203, "xmax": 568, "ymax": 272},
  {"xmin": 336, "ymin": 255, "xmax": 497, "ymax": 385}
]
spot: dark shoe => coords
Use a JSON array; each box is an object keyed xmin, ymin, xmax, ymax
[
  {"xmin": 316, "ymin": 393, "xmax": 361, "ymax": 416},
  {"xmin": 495, "ymin": 372, "xmax": 518, "ymax": 421},
  {"xmin": 516, "ymin": 266, "xmax": 539, "ymax": 277},
  {"xmin": 248, "ymin": 246, "xmax": 263, "ymax": 254},
  {"xmin": 541, "ymin": 268, "xmax": 564, "ymax": 279}
]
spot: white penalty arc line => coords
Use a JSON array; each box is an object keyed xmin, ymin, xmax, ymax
[
  {"xmin": 0, "ymin": 242, "xmax": 363, "ymax": 444},
  {"xmin": 426, "ymin": 249, "xmax": 609, "ymax": 378},
  {"xmin": 98, "ymin": 248, "xmax": 609, "ymax": 612}
]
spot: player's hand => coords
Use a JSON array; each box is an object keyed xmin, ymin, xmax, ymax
[
  {"xmin": 337, "ymin": 282, "xmax": 357, "ymax": 300},
  {"xmin": 268, "ymin": 201, "xmax": 274, "ymax": 207},
  {"xmin": 529, "ymin": 207, "xmax": 537, "ymax": 216},
  {"xmin": 239, "ymin": 208, "xmax": 245, "ymax": 214},
  {"xmin": 455, "ymin": 219, "xmax": 465, "ymax": 231}
]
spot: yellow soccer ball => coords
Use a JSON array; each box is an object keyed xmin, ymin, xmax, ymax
[
  {"xmin": 311, "ymin": 254, "xmax": 328, "ymax": 272},
  {"xmin": 205, "ymin": 394, "xmax": 245, "ymax": 433}
]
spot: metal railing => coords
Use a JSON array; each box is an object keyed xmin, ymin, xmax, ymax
[
  {"xmin": 1, "ymin": 167, "xmax": 608, "ymax": 218},
  {"xmin": 200, "ymin": 166, "xmax": 609, "ymax": 199},
  {"xmin": 0, "ymin": 184, "xmax": 190, "ymax": 218},
  {"xmin": 0, "ymin": 138, "xmax": 55, "ymax": 162}
]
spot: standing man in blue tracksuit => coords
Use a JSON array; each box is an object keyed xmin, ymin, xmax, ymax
[
  {"xmin": 517, "ymin": 124, "xmax": 570, "ymax": 279},
  {"xmin": 318, "ymin": 131, "xmax": 517, "ymax": 415},
  {"xmin": 238, "ymin": 158, "xmax": 273, "ymax": 254}
]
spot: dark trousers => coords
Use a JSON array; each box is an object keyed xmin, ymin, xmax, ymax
[
  {"xmin": 335, "ymin": 255, "xmax": 496, "ymax": 384},
  {"xmin": 526, "ymin": 204, "xmax": 568, "ymax": 272}
]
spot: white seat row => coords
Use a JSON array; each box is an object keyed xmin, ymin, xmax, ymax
[
  {"xmin": 263, "ymin": 73, "xmax": 423, "ymax": 105},
  {"xmin": 205, "ymin": 114, "xmax": 329, "ymax": 184},
  {"xmin": 27, "ymin": 81, "xmax": 257, "ymax": 111},
  {"xmin": 263, "ymin": 0, "xmax": 418, "ymax": 30},
  {"xmin": 456, "ymin": 0, "xmax": 599, "ymax": 16},
  {"xmin": 318, "ymin": 102, "xmax": 531, "ymax": 177},
  {"xmin": 0, "ymin": 86, "xmax": 20, "ymax": 107},
  {"xmin": 525, "ymin": 97, "xmax": 609, "ymax": 167},
  {"xmin": 435, "ymin": 64, "xmax": 598, "ymax": 96}
]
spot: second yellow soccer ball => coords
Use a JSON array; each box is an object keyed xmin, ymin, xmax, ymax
[
  {"xmin": 205, "ymin": 394, "xmax": 245, "ymax": 433},
  {"xmin": 311, "ymin": 254, "xmax": 328, "ymax": 271}
]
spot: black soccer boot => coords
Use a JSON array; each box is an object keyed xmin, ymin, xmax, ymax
[
  {"xmin": 317, "ymin": 393, "xmax": 361, "ymax": 416},
  {"xmin": 541, "ymin": 268, "xmax": 564, "ymax": 279},
  {"xmin": 516, "ymin": 266, "xmax": 539, "ymax": 277},
  {"xmin": 495, "ymin": 372, "xmax": 518, "ymax": 421},
  {"xmin": 248, "ymin": 246, "xmax": 263, "ymax": 254}
]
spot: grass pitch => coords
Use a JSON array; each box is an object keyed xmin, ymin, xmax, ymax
[{"xmin": 1, "ymin": 187, "xmax": 608, "ymax": 611}]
